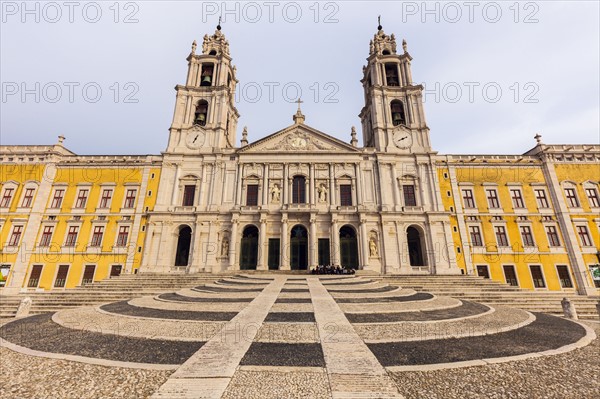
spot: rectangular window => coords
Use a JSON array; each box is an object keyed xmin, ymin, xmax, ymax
[
  {"xmin": 27, "ymin": 265, "xmax": 43, "ymax": 288},
  {"xmin": 520, "ymin": 226, "xmax": 535, "ymax": 247},
  {"xmin": 476, "ymin": 265, "xmax": 490, "ymax": 279},
  {"xmin": 82, "ymin": 264, "xmax": 96, "ymax": 284},
  {"xmin": 1, "ymin": 188, "xmax": 14, "ymax": 207},
  {"xmin": 534, "ymin": 189, "xmax": 549, "ymax": 208},
  {"xmin": 546, "ymin": 225, "xmax": 561, "ymax": 247},
  {"xmin": 292, "ymin": 176, "xmax": 306, "ymax": 204},
  {"xmin": 64, "ymin": 226, "xmax": 79, "ymax": 247},
  {"xmin": 54, "ymin": 264, "xmax": 69, "ymax": 288},
  {"xmin": 99, "ymin": 189, "xmax": 113, "ymax": 208},
  {"xmin": 124, "ymin": 189, "xmax": 137, "ymax": 208},
  {"xmin": 530, "ymin": 265, "xmax": 546, "ymax": 288},
  {"xmin": 403, "ymin": 185, "xmax": 417, "ymax": 206},
  {"xmin": 486, "ymin": 189, "xmax": 500, "ymax": 209},
  {"xmin": 90, "ymin": 226, "xmax": 104, "ymax": 247},
  {"xmin": 462, "ymin": 189, "xmax": 475, "ymax": 208},
  {"xmin": 564, "ymin": 188, "xmax": 579, "ymax": 207},
  {"xmin": 503, "ymin": 265, "xmax": 519, "ymax": 287},
  {"xmin": 8, "ymin": 226, "xmax": 23, "ymax": 246},
  {"xmin": 268, "ymin": 239, "xmax": 280, "ymax": 270},
  {"xmin": 469, "ymin": 225, "xmax": 483, "ymax": 247},
  {"xmin": 116, "ymin": 226, "xmax": 130, "ymax": 247},
  {"xmin": 39, "ymin": 226, "xmax": 54, "ymax": 247},
  {"xmin": 340, "ymin": 185, "xmax": 353, "ymax": 206},
  {"xmin": 576, "ymin": 225, "xmax": 593, "ymax": 246},
  {"xmin": 510, "ymin": 189, "xmax": 525, "ymax": 208},
  {"xmin": 183, "ymin": 185, "xmax": 195, "ymax": 206},
  {"xmin": 586, "ymin": 188, "xmax": 600, "ymax": 208},
  {"xmin": 246, "ymin": 184, "xmax": 258, "ymax": 206},
  {"xmin": 110, "ymin": 265, "xmax": 122, "ymax": 277},
  {"xmin": 75, "ymin": 189, "xmax": 89, "ymax": 208},
  {"xmin": 51, "ymin": 189, "xmax": 65, "ymax": 208},
  {"xmin": 494, "ymin": 225, "xmax": 509, "ymax": 247},
  {"xmin": 21, "ymin": 188, "xmax": 35, "ymax": 207},
  {"xmin": 556, "ymin": 265, "xmax": 573, "ymax": 288}
]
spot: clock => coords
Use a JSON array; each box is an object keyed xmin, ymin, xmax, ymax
[
  {"xmin": 393, "ymin": 130, "xmax": 413, "ymax": 149},
  {"xmin": 186, "ymin": 130, "xmax": 205, "ymax": 149}
]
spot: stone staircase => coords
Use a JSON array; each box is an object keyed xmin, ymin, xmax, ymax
[
  {"xmin": 0, "ymin": 273, "xmax": 218, "ymax": 318},
  {"xmin": 378, "ymin": 275, "xmax": 600, "ymax": 320}
]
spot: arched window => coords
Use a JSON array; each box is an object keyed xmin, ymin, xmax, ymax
[
  {"xmin": 208, "ymin": 50, "xmax": 217, "ymax": 56},
  {"xmin": 200, "ymin": 63, "xmax": 214, "ymax": 86},
  {"xmin": 194, "ymin": 100, "xmax": 208, "ymax": 126},
  {"xmin": 407, "ymin": 226, "xmax": 426, "ymax": 266},
  {"xmin": 391, "ymin": 100, "xmax": 406, "ymax": 126},
  {"xmin": 385, "ymin": 63, "xmax": 399, "ymax": 86},
  {"xmin": 175, "ymin": 226, "xmax": 192, "ymax": 266},
  {"xmin": 292, "ymin": 176, "xmax": 306, "ymax": 204}
]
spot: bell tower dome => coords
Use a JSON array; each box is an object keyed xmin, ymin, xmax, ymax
[
  {"xmin": 166, "ymin": 24, "xmax": 240, "ymax": 153},
  {"xmin": 359, "ymin": 21, "xmax": 432, "ymax": 153}
]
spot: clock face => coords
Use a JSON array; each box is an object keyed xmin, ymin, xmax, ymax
[
  {"xmin": 186, "ymin": 130, "xmax": 205, "ymax": 149},
  {"xmin": 393, "ymin": 130, "xmax": 413, "ymax": 149}
]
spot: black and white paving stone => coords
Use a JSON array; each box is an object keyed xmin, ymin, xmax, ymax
[
  {"xmin": 158, "ymin": 293, "xmax": 254, "ymax": 303},
  {"xmin": 346, "ymin": 300, "xmax": 489, "ymax": 323},
  {"xmin": 240, "ymin": 342, "xmax": 325, "ymax": 367},
  {"xmin": 100, "ymin": 301, "xmax": 238, "ymax": 321}
]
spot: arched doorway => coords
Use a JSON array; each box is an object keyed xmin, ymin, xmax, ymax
[
  {"xmin": 407, "ymin": 226, "xmax": 426, "ymax": 266},
  {"xmin": 339, "ymin": 225, "xmax": 359, "ymax": 270},
  {"xmin": 290, "ymin": 225, "xmax": 308, "ymax": 270},
  {"xmin": 174, "ymin": 226, "xmax": 192, "ymax": 266},
  {"xmin": 240, "ymin": 225, "xmax": 259, "ymax": 270}
]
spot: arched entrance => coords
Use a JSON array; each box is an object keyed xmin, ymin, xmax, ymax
[
  {"xmin": 290, "ymin": 225, "xmax": 308, "ymax": 270},
  {"xmin": 407, "ymin": 226, "xmax": 426, "ymax": 266},
  {"xmin": 174, "ymin": 226, "xmax": 192, "ymax": 266},
  {"xmin": 339, "ymin": 225, "xmax": 359, "ymax": 269},
  {"xmin": 240, "ymin": 225, "xmax": 259, "ymax": 270}
]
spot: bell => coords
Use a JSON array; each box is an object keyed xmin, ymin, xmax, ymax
[
  {"xmin": 195, "ymin": 113, "xmax": 206, "ymax": 125},
  {"xmin": 393, "ymin": 112, "xmax": 403, "ymax": 122},
  {"xmin": 201, "ymin": 75, "xmax": 212, "ymax": 85}
]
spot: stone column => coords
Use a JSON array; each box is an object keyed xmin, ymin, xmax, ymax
[
  {"xmin": 171, "ymin": 164, "xmax": 180, "ymax": 206},
  {"xmin": 391, "ymin": 163, "xmax": 400, "ymax": 209},
  {"xmin": 359, "ymin": 218, "xmax": 370, "ymax": 270},
  {"xmin": 329, "ymin": 163, "xmax": 336, "ymax": 207},
  {"xmin": 280, "ymin": 215, "xmax": 289, "ymax": 270},
  {"xmin": 309, "ymin": 216, "xmax": 317, "ymax": 268},
  {"xmin": 228, "ymin": 218, "xmax": 238, "ymax": 270},
  {"xmin": 258, "ymin": 216, "xmax": 267, "ymax": 270},
  {"xmin": 310, "ymin": 164, "xmax": 315, "ymax": 205},
  {"xmin": 354, "ymin": 163, "xmax": 363, "ymax": 206},
  {"xmin": 262, "ymin": 164, "xmax": 269, "ymax": 206},
  {"xmin": 283, "ymin": 164, "xmax": 289, "ymax": 205},
  {"xmin": 331, "ymin": 218, "xmax": 339, "ymax": 266},
  {"xmin": 235, "ymin": 163, "xmax": 243, "ymax": 206}
]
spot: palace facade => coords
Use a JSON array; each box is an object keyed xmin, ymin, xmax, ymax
[{"xmin": 1, "ymin": 25, "xmax": 599, "ymax": 295}]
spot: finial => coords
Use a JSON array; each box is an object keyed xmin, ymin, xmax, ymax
[
  {"xmin": 58, "ymin": 135, "xmax": 65, "ymax": 144},
  {"xmin": 377, "ymin": 15, "xmax": 382, "ymax": 31},
  {"xmin": 296, "ymin": 97, "xmax": 303, "ymax": 112},
  {"xmin": 293, "ymin": 99, "xmax": 305, "ymax": 124},
  {"xmin": 241, "ymin": 126, "xmax": 248, "ymax": 146},
  {"xmin": 534, "ymin": 133, "xmax": 543, "ymax": 144},
  {"xmin": 402, "ymin": 39, "xmax": 407, "ymax": 53},
  {"xmin": 191, "ymin": 40, "xmax": 197, "ymax": 55},
  {"xmin": 350, "ymin": 126, "xmax": 358, "ymax": 147},
  {"xmin": 217, "ymin": 16, "xmax": 222, "ymax": 30}
]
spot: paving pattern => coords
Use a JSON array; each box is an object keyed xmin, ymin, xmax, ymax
[{"xmin": 0, "ymin": 274, "xmax": 596, "ymax": 398}]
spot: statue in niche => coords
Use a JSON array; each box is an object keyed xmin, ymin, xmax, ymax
[
  {"xmin": 270, "ymin": 184, "xmax": 281, "ymax": 203},
  {"xmin": 317, "ymin": 183, "xmax": 328, "ymax": 203},
  {"xmin": 221, "ymin": 237, "xmax": 229, "ymax": 257},
  {"xmin": 369, "ymin": 236, "xmax": 379, "ymax": 257}
]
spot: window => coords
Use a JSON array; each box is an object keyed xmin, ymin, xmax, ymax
[
  {"xmin": 116, "ymin": 226, "xmax": 130, "ymax": 247},
  {"xmin": 21, "ymin": 188, "xmax": 35, "ymax": 207},
  {"xmin": 99, "ymin": 189, "xmax": 112, "ymax": 208},
  {"xmin": 54, "ymin": 265, "xmax": 69, "ymax": 288},
  {"xmin": 51, "ymin": 189, "xmax": 65, "ymax": 208},
  {"xmin": 556, "ymin": 265, "xmax": 573, "ymax": 288},
  {"xmin": 390, "ymin": 100, "xmax": 405, "ymax": 125},
  {"xmin": 90, "ymin": 226, "xmax": 104, "ymax": 247},
  {"xmin": 0, "ymin": 188, "xmax": 14, "ymax": 207},
  {"xmin": 8, "ymin": 226, "xmax": 23, "ymax": 246},
  {"xmin": 585, "ymin": 187, "xmax": 600, "ymax": 208},
  {"xmin": 183, "ymin": 185, "xmax": 195, "ymax": 206},
  {"xmin": 194, "ymin": 100, "xmax": 209, "ymax": 125},
  {"xmin": 340, "ymin": 184, "xmax": 353, "ymax": 206},
  {"xmin": 246, "ymin": 184, "xmax": 258, "ymax": 206},
  {"xmin": 545, "ymin": 225, "xmax": 561, "ymax": 247},
  {"xmin": 494, "ymin": 226, "xmax": 509, "ymax": 247},
  {"xmin": 534, "ymin": 189, "xmax": 549, "ymax": 208},
  {"xmin": 292, "ymin": 176, "xmax": 306, "ymax": 204},
  {"xmin": 39, "ymin": 226, "xmax": 54, "ymax": 247},
  {"xmin": 124, "ymin": 189, "xmax": 137, "ymax": 208},
  {"xmin": 520, "ymin": 226, "xmax": 535, "ymax": 247},
  {"xmin": 75, "ymin": 189, "xmax": 89, "ymax": 208},
  {"xmin": 385, "ymin": 63, "xmax": 400, "ymax": 86},
  {"xmin": 200, "ymin": 64, "xmax": 213, "ymax": 87},
  {"xmin": 27, "ymin": 265, "xmax": 43, "ymax": 288},
  {"xmin": 462, "ymin": 189, "xmax": 475, "ymax": 208},
  {"xmin": 564, "ymin": 188, "xmax": 579, "ymax": 207},
  {"xmin": 486, "ymin": 189, "xmax": 500, "ymax": 209},
  {"xmin": 510, "ymin": 189, "xmax": 525, "ymax": 208},
  {"xmin": 64, "ymin": 226, "xmax": 79, "ymax": 247},
  {"xmin": 82, "ymin": 264, "xmax": 96, "ymax": 284},
  {"xmin": 476, "ymin": 265, "xmax": 490, "ymax": 279},
  {"xmin": 403, "ymin": 185, "xmax": 417, "ymax": 206},
  {"xmin": 576, "ymin": 225, "xmax": 593, "ymax": 246},
  {"xmin": 530, "ymin": 265, "xmax": 546, "ymax": 288},
  {"xmin": 469, "ymin": 225, "xmax": 483, "ymax": 247},
  {"xmin": 503, "ymin": 265, "xmax": 519, "ymax": 287}
]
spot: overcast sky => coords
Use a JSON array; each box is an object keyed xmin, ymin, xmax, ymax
[{"xmin": 1, "ymin": 1, "xmax": 599, "ymax": 155}]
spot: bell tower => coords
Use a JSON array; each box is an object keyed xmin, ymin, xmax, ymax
[
  {"xmin": 359, "ymin": 21, "xmax": 432, "ymax": 153},
  {"xmin": 166, "ymin": 24, "xmax": 240, "ymax": 153}
]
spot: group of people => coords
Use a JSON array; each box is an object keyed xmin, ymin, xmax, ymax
[{"xmin": 310, "ymin": 265, "xmax": 356, "ymax": 275}]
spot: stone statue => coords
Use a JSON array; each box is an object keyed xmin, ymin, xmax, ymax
[
  {"xmin": 369, "ymin": 237, "xmax": 378, "ymax": 257},
  {"xmin": 270, "ymin": 184, "xmax": 281, "ymax": 202},
  {"xmin": 317, "ymin": 184, "xmax": 328, "ymax": 203},
  {"xmin": 221, "ymin": 238, "xmax": 229, "ymax": 257}
]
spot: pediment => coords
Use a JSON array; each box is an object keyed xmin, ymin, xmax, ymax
[{"xmin": 238, "ymin": 124, "xmax": 359, "ymax": 153}]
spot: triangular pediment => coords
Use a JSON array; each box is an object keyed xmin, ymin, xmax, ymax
[{"xmin": 238, "ymin": 124, "xmax": 359, "ymax": 153}]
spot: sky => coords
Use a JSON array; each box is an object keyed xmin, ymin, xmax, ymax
[{"xmin": 1, "ymin": 1, "xmax": 599, "ymax": 155}]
